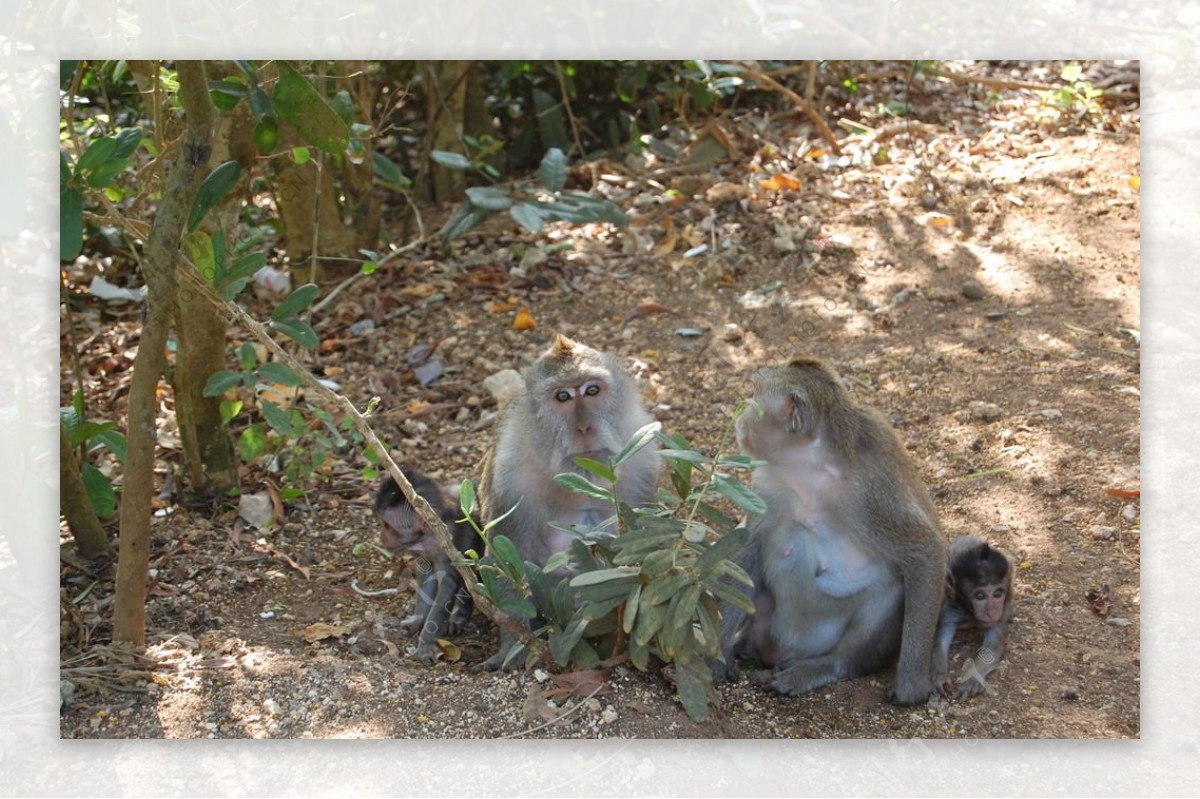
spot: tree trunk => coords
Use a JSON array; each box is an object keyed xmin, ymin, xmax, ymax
[
  {"xmin": 172, "ymin": 64, "xmax": 254, "ymax": 498},
  {"xmin": 59, "ymin": 424, "xmax": 112, "ymax": 558},
  {"xmin": 113, "ymin": 60, "xmax": 217, "ymax": 646},
  {"xmin": 427, "ymin": 60, "xmax": 472, "ymax": 202}
]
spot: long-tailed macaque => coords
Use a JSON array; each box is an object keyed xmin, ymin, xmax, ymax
[
  {"xmin": 715, "ymin": 357, "xmax": 947, "ymax": 705},
  {"xmin": 374, "ymin": 472, "xmax": 483, "ymax": 664},
  {"xmin": 472, "ymin": 334, "xmax": 661, "ymax": 671},
  {"xmin": 932, "ymin": 535, "xmax": 1014, "ymax": 698}
]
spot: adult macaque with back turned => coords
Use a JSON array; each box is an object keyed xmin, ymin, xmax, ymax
[
  {"xmin": 932, "ymin": 535, "xmax": 1014, "ymax": 698},
  {"xmin": 374, "ymin": 471, "xmax": 482, "ymax": 664},
  {"xmin": 472, "ymin": 334, "xmax": 660, "ymax": 671},
  {"xmin": 716, "ymin": 357, "xmax": 947, "ymax": 705}
]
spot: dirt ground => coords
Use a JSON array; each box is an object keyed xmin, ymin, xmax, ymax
[{"xmin": 59, "ymin": 63, "xmax": 1141, "ymax": 740}]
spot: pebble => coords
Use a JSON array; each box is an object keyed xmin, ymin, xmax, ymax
[
  {"xmin": 968, "ymin": 401, "xmax": 1004, "ymax": 422},
  {"xmin": 1091, "ymin": 526, "xmax": 1117, "ymax": 540},
  {"xmin": 1040, "ymin": 408, "xmax": 1064, "ymax": 420},
  {"xmin": 1121, "ymin": 505, "xmax": 1137, "ymax": 523},
  {"xmin": 962, "ymin": 280, "xmax": 986, "ymax": 300}
]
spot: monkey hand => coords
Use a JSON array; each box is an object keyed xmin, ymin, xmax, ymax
[
  {"xmin": 411, "ymin": 641, "xmax": 440, "ymax": 666},
  {"xmin": 708, "ymin": 656, "xmax": 739, "ymax": 684}
]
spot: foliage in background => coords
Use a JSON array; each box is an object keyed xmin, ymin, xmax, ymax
[
  {"xmin": 437, "ymin": 147, "xmax": 629, "ymax": 245},
  {"xmin": 60, "ymin": 390, "xmax": 127, "ymax": 519},
  {"xmin": 461, "ymin": 418, "xmax": 763, "ymax": 721}
]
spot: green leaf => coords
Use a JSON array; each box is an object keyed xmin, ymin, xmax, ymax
[
  {"xmin": 60, "ymin": 149, "xmax": 73, "ymax": 186},
  {"xmin": 271, "ymin": 283, "xmax": 320, "ymax": 320},
  {"xmin": 94, "ymin": 429, "xmax": 127, "ymax": 463},
  {"xmin": 497, "ymin": 596, "xmax": 538, "ymax": 620},
  {"xmin": 259, "ymin": 399, "xmax": 299, "ymax": 437},
  {"xmin": 643, "ymin": 572, "xmax": 691, "ymax": 606},
  {"xmin": 69, "ymin": 420, "xmax": 115, "ymax": 448},
  {"xmin": 612, "ymin": 421, "xmax": 662, "ymax": 468},
  {"xmin": 713, "ymin": 473, "xmax": 766, "ymax": 515},
  {"xmin": 372, "ymin": 151, "xmax": 410, "ymax": 188},
  {"xmin": 238, "ymin": 342, "xmax": 258, "ymax": 371},
  {"xmin": 60, "ymin": 186, "xmax": 83, "ymax": 261},
  {"xmin": 509, "ymin": 203, "xmax": 544, "ymax": 233},
  {"xmin": 549, "ymin": 614, "xmax": 588, "ymax": 666},
  {"xmin": 256, "ymin": 362, "xmax": 302, "ymax": 386},
  {"xmin": 657, "ymin": 448, "xmax": 711, "ymax": 465},
  {"xmin": 489, "ymin": 534, "xmax": 526, "ymax": 582},
  {"xmin": 572, "ymin": 457, "xmax": 615, "ymax": 484},
  {"xmin": 75, "ymin": 136, "xmax": 117, "ymax": 176},
  {"xmin": 632, "ymin": 600, "xmax": 667, "ymax": 647},
  {"xmin": 218, "ymin": 252, "xmax": 267, "ymax": 300},
  {"xmin": 708, "ymin": 580, "xmax": 756, "ymax": 615},
  {"xmin": 440, "ymin": 202, "xmax": 493, "ymax": 245},
  {"xmin": 219, "ymin": 400, "xmax": 242, "ymax": 425},
  {"xmin": 553, "ymin": 473, "xmax": 614, "ymax": 503},
  {"xmin": 623, "ymin": 583, "xmax": 642, "ymax": 634},
  {"xmin": 694, "ymin": 526, "xmax": 749, "ymax": 574},
  {"xmin": 673, "ymin": 654, "xmax": 712, "ymax": 721},
  {"xmin": 291, "ymin": 146, "xmax": 312, "ymax": 165},
  {"xmin": 237, "ymin": 424, "xmax": 267, "ymax": 461},
  {"xmin": 465, "ymin": 186, "xmax": 513, "ymax": 211},
  {"xmin": 187, "ymin": 160, "xmax": 241, "ymax": 232},
  {"xmin": 458, "ymin": 478, "xmax": 477, "ymax": 518},
  {"xmin": 430, "ymin": 150, "xmax": 471, "ymax": 170},
  {"xmin": 81, "ymin": 464, "xmax": 117, "ymax": 518},
  {"xmin": 539, "ymin": 147, "xmax": 568, "ymax": 193},
  {"xmin": 543, "ymin": 551, "xmax": 571, "ymax": 576},
  {"xmin": 569, "ymin": 566, "xmax": 639, "ymax": 587},
  {"xmin": 209, "ymin": 78, "xmax": 248, "ymax": 112},
  {"xmin": 273, "ymin": 61, "xmax": 350, "ymax": 155},
  {"xmin": 110, "ymin": 128, "xmax": 142, "ymax": 163},
  {"xmin": 202, "ymin": 369, "xmax": 243, "ymax": 397},
  {"xmin": 269, "ymin": 316, "xmax": 320, "ymax": 348},
  {"xmin": 183, "ymin": 230, "xmax": 216, "ymax": 282}
]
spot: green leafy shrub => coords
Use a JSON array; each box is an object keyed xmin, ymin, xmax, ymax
[{"xmin": 462, "ymin": 413, "xmax": 762, "ymax": 721}]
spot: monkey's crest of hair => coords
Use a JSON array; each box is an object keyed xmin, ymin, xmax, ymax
[{"xmin": 527, "ymin": 334, "xmax": 620, "ymax": 392}]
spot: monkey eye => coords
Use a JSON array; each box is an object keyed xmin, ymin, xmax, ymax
[
  {"xmin": 582, "ymin": 381, "xmax": 602, "ymax": 397},
  {"xmin": 993, "ymin": 588, "xmax": 1006, "ymax": 599},
  {"xmin": 974, "ymin": 591, "xmax": 987, "ymax": 602},
  {"xmin": 554, "ymin": 388, "xmax": 574, "ymax": 402}
]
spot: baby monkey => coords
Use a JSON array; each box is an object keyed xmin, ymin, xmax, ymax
[
  {"xmin": 374, "ymin": 472, "xmax": 482, "ymax": 664},
  {"xmin": 932, "ymin": 536, "xmax": 1014, "ymax": 698}
]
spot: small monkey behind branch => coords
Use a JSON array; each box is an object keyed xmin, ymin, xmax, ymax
[
  {"xmin": 373, "ymin": 471, "xmax": 483, "ymax": 664},
  {"xmin": 932, "ymin": 535, "xmax": 1014, "ymax": 698}
]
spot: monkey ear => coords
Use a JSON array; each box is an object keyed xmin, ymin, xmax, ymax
[
  {"xmin": 944, "ymin": 571, "xmax": 957, "ymax": 600},
  {"xmin": 785, "ymin": 390, "xmax": 814, "ymax": 436}
]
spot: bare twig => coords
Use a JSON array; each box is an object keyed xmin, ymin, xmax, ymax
[{"xmin": 739, "ymin": 66, "xmax": 842, "ymax": 155}]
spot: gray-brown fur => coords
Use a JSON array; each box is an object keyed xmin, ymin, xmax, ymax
[
  {"xmin": 375, "ymin": 472, "xmax": 482, "ymax": 664},
  {"xmin": 473, "ymin": 334, "xmax": 661, "ymax": 671},
  {"xmin": 716, "ymin": 357, "xmax": 947, "ymax": 705},
  {"xmin": 932, "ymin": 535, "xmax": 1013, "ymax": 698}
]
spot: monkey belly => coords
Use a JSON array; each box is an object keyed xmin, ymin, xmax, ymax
[{"xmin": 760, "ymin": 525, "xmax": 899, "ymax": 661}]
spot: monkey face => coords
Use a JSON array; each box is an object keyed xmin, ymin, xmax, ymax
[
  {"xmin": 377, "ymin": 504, "xmax": 435, "ymax": 556},
  {"xmin": 544, "ymin": 377, "xmax": 621, "ymax": 465},
  {"xmin": 967, "ymin": 581, "xmax": 1008, "ymax": 627}
]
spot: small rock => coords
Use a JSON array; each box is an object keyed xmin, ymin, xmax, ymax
[
  {"xmin": 1121, "ymin": 505, "xmax": 1137, "ymax": 524},
  {"xmin": 991, "ymin": 524, "xmax": 1012, "ymax": 534},
  {"xmin": 927, "ymin": 288, "xmax": 959, "ymax": 303},
  {"xmin": 1091, "ymin": 526, "xmax": 1117, "ymax": 540},
  {"xmin": 921, "ymin": 192, "xmax": 939, "ymax": 209},
  {"xmin": 1104, "ymin": 618, "xmax": 1133, "ymax": 627},
  {"xmin": 962, "ymin": 280, "xmax": 986, "ymax": 300},
  {"xmin": 600, "ymin": 706, "xmax": 619, "ymax": 724},
  {"xmin": 533, "ymin": 669, "xmax": 549, "ymax": 683},
  {"xmin": 985, "ymin": 311, "xmax": 1007, "ymax": 322},
  {"xmin": 1061, "ymin": 689, "xmax": 1080, "ymax": 701},
  {"xmin": 674, "ymin": 327, "xmax": 704, "ymax": 338},
  {"xmin": 1040, "ymin": 408, "xmax": 1063, "ymax": 420},
  {"xmin": 968, "ymin": 401, "xmax": 1004, "ymax": 422},
  {"xmin": 722, "ymin": 323, "xmax": 745, "ymax": 342},
  {"xmin": 772, "ymin": 235, "xmax": 797, "ymax": 253}
]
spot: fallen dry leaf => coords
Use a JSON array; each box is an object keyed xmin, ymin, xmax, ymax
[
  {"xmin": 760, "ymin": 173, "xmax": 801, "ymax": 191},
  {"xmin": 301, "ymin": 622, "xmax": 351, "ymax": 643},
  {"xmin": 514, "ymin": 308, "xmax": 536, "ymax": 330},
  {"xmin": 1085, "ymin": 585, "xmax": 1113, "ymax": 618}
]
